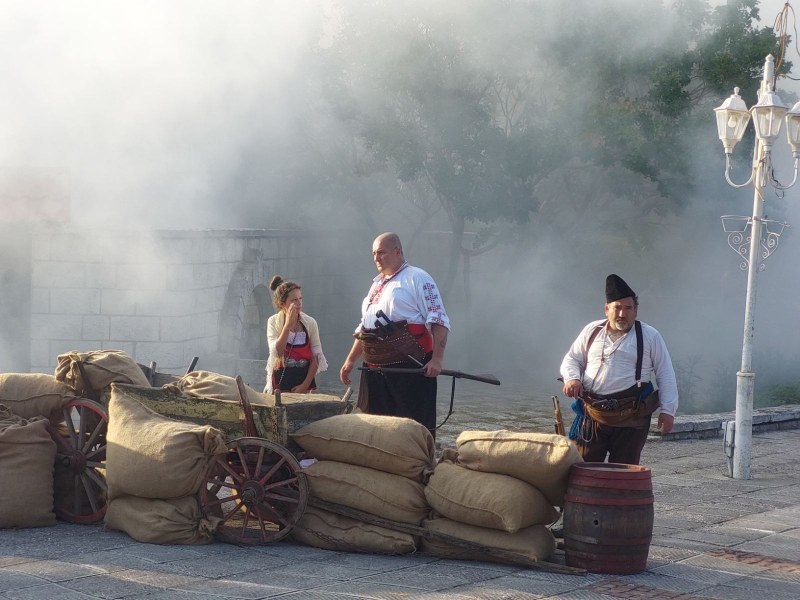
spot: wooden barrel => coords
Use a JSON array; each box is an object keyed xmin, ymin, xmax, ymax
[{"xmin": 563, "ymin": 462, "xmax": 654, "ymax": 574}]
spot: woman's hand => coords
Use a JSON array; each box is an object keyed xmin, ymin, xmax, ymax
[
  {"xmin": 285, "ymin": 302, "xmax": 300, "ymax": 327},
  {"xmin": 290, "ymin": 383, "xmax": 310, "ymax": 393}
]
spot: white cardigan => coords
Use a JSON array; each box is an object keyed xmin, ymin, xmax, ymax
[{"xmin": 264, "ymin": 311, "xmax": 328, "ymax": 394}]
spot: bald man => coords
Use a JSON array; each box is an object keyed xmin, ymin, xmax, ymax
[{"xmin": 340, "ymin": 232, "xmax": 450, "ymax": 435}]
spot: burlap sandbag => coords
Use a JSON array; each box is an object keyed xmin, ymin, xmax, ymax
[
  {"xmin": 291, "ymin": 414, "xmax": 435, "ymax": 482},
  {"xmin": 456, "ymin": 430, "xmax": 583, "ymax": 506},
  {"xmin": 106, "ymin": 385, "xmax": 227, "ymax": 500},
  {"xmin": 304, "ymin": 460, "xmax": 429, "ymax": 524},
  {"xmin": 0, "ymin": 373, "xmax": 74, "ymax": 424},
  {"xmin": 163, "ymin": 370, "xmax": 271, "ymax": 406},
  {"xmin": 104, "ymin": 495, "xmax": 221, "ymax": 545},
  {"xmin": 421, "ymin": 517, "xmax": 555, "ymax": 564},
  {"xmin": 0, "ymin": 408, "xmax": 56, "ymax": 528},
  {"xmin": 55, "ymin": 350, "xmax": 151, "ymax": 396},
  {"xmin": 425, "ymin": 461, "xmax": 559, "ymax": 532},
  {"xmin": 290, "ymin": 505, "xmax": 417, "ymax": 554}
]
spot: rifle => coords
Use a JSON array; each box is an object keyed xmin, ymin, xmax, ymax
[
  {"xmin": 358, "ymin": 366, "xmax": 500, "ymax": 430},
  {"xmin": 357, "ymin": 366, "xmax": 500, "ymax": 386},
  {"xmin": 552, "ymin": 395, "xmax": 566, "ymax": 436}
]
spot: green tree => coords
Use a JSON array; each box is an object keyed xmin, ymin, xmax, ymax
[{"xmin": 313, "ymin": 0, "xmax": 790, "ymax": 288}]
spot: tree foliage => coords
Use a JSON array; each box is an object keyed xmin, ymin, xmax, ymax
[{"xmin": 311, "ymin": 0, "xmax": 790, "ymax": 290}]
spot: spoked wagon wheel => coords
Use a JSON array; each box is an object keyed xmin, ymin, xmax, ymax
[
  {"xmin": 199, "ymin": 437, "xmax": 308, "ymax": 545},
  {"xmin": 47, "ymin": 398, "xmax": 108, "ymax": 523}
]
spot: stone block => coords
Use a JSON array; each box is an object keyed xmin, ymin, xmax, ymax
[
  {"xmin": 690, "ymin": 417, "xmax": 723, "ymax": 432},
  {"xmin": 85, "ymin": 263, "xmax": 117, "ymax": 288},
  {"xmin": 752, "ymin": 413, "xmax": 770, "ymax": 425},
  {"xmin": 134, "ymin": 341, "xmax": 185, "ymax": 370},
  {"xmin": 32, "ymin": 261, "xmax": 85, "ymax": 288},
  {"xmin": 30, "ymin": 314, "xmax": 82, "ymax": 340},
  {"xmin": 30, "ymin": 287, "xmax": 49, "ymax": 313},
  {"xmin": 166, "ymin": 264, "xmax": 200, "ymax": 290},
  {"xmin": 110, "ymin": 316, "xmax": 160, "ymax": 341},
  {"xmin": 54, "ymin": 288, "xmax": 101, "ymax": 315},
  {"xmin": 48, "ymin": 232, "xmax": 102, "ymax": 263},
  {"xmin": 160, "ymin": 315, "xmax": 192, "ymax": 342},
  {"xmin": 103, "ymin": 341, "xmax": 135, "ymax": 356},
  {"xmin": 190, "ymin": 312, "xmax": 220, "ymax": 338},
  {"xmin": 669, "ymin": 419, "xmax": 695, "ymax": 433},
  {"xmin": 123, "ymin": 263, "xmax": 168, "ymax": 291},
  {"xmin": 101, "ymin": 289, "xmax": 137, "ymax": 315},
  {"xmin": 50, "ymin": 339, "xmax": 103, "ymax": 357},
  {"xmin": 135, "ymin": 289, "xmax": 195, "ymax": 317},
  {"xmin": 29, "ymin": 339, "xmax": 51, "ymax": 368},
  {"xmin": 206, "ymin": 263, "xmax": 232, "ymax": 287},
  {"xmin": 82, "ymin": 316, "xmax": 110, "ymax": 340},
  {"xmin": 31, "ymin": 234, "xmax": 51, "ymax": 260},
  {"xmin": 97, "ymin": 235, "xmax": 138, "ymax": 264}
]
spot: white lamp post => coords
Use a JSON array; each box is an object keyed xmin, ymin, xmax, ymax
[{"xmin": 714, "ymin": 55, "xmax": 796, "ymax": 480}]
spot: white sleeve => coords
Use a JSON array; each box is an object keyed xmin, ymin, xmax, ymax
[{"xmin": 650, "ymin": 331, "xmax": 679, "ymax": 416}]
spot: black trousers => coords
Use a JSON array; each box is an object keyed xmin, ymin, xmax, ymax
[
  {"xmin": 364, "ymin": 355, "xmax": 437, "ymax": 436},
  {"xmin": 579, "ymin": 419, "xmax": 652, "ymax": 465}
]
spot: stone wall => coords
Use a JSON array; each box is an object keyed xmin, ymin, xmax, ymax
[{"xmin": 21, "ymin": 227, "xmax": 374, "ymax": 391}]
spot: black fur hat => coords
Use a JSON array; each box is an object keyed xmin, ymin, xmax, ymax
[{"xmin": 605, "ymin": 274, "xmax": 636, "ymax": 302}]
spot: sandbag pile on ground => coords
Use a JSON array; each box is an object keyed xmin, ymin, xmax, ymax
[
  {"xmin": 421, "ymin": 457, "xmax": 559, "ymax": 564},
  {"xmin": 418, "ymin": 430, "xmax": 583, "ymax": 565},
  {"xmin": 0, "ymin": 406, "xmax": 57, "ymax": 528},
  {"xmin": 289, "ymin": 413, "xmax": 436, "ymax": 554},
  {"xmin": 163, "ymin": 370, "xmax": 271, "ymax": 406},
  {"xmin": 103, "ymin": 384, "xmax": 226, "ymax": 544},
  {"xmin": 456, "ymin": 430, "xmax": 583, "ymax": 507},
  {"xmin": 55, "ymin": 350, "xmax": 152, "ymax": 400},
  {"xmin": 0, "ymin": 372, "xmax": 75, "ymax": 425}
]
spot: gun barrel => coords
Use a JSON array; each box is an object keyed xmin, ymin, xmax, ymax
[{"xmin": 552, "ymin": 395, "xmax": 566, "ymax": 436}]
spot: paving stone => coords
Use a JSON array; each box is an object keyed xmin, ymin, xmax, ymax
[
  {"xmin": 0, "ymin": 571, "xmax": 47, "ymax": 593},
  {"xmin": 2, "ymin": 560, "xmax": 107, "ymax": 583},
  {"xmin": 695, "ymin": 583, "xmax": 800, "ymax": 600},
  {"xmin": 648, "ymin": 563, "xmax": 742, "ymax": 585},
  {"xmin": 58, "ymin": 573, "xmax": 157, "ymax": 599},
  {"xmin": 0, "ymin": 583, "xmax": 101, "ymax": 600}
]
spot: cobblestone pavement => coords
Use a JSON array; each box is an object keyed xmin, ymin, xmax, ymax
[{"xmin": 2, "ymin": 382, "xmax": 800, "ymax": 599}]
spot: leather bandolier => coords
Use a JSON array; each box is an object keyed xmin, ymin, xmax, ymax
[{"xmin": 354, "ymin": 320, "xmax": 426, "ymax": 367}]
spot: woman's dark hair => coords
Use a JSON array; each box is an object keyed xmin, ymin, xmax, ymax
[{"xmin": 269, "ymin": 275, "xmax": 301, "ymax": 309}]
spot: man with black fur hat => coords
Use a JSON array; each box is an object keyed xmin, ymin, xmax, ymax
[{"xmin": 560, "ymin": 274, "xmax": 678, "ymax": 464}]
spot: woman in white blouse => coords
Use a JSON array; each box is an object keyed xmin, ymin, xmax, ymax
[{"xmin": 264, "ymin": 276, "xmax": 328, "ymax": 394}]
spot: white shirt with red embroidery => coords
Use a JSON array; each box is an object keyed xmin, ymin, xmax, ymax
[{"xmin": 357, "ymin": 263, "xmax": 450, "ymax": 332}]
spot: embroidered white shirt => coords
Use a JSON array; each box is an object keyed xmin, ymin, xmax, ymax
[{"xmin": 357, "ymin": 264, "xmax": 450, "ymax": 331}]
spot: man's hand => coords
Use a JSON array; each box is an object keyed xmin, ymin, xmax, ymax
[
  {"xmin": 563, "ymin": 378, "xmax": 583, "ymax": 398},
  {"xmin": 658, "ymin": 412, "xmax": 675, "ymax": 434},
  {"xmin": 423, "ymin": 356, "xmax": 443, "ymax": 378},
  {"xmin": 340, "ymin": 360, "xmax": 354, "ymax": 385}
]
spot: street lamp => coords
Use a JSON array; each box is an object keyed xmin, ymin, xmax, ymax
[{"xmin": 714, "ymin": 55, "xmax": 795, "ymax": 480}]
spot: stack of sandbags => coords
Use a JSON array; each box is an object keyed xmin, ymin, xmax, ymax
[
  {"xmin": 456, "ymin": 430, "xmax": 583, "ymax": 507},
  {"xmin": 289, "ymin": 413, "xmax": 435, "ymax": 554},
  {"xmin": 420, "ymin": 430, "xmax": 583, "ymax": 565},
  {"xmin": 0, "ymin": 372, "xmax": 76, "ymax": 425},
  {"xmin": 422, "ymin": 458, "xmax": 559, "ymax": 564},
  {"xmin": 55, "ymin": 350, "xmax": 152, "ymax": 400},
  {"xmin": 163, "ymin": 370, "xmax": 271, "ymax": 406},
  {"xmin": 0, "ymin": 406, "xmax": 57, "ymax": 528},
  {"xmin": 103, "ymin": 384, "xmax": 226, "ymax": 544}
]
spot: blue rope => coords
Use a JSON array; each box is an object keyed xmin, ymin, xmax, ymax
[{"xmin": 568, "ymin": 398, "xmax": 584, "ymax": 441}]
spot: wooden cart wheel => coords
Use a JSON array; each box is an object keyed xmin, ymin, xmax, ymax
[
  {"xmin": 47, "ymin": 398, "xmax": 108, "ymax": 523},
  {"xmin": 199, "ymin": 437, "xmax": 308, "ymax": 545}
]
